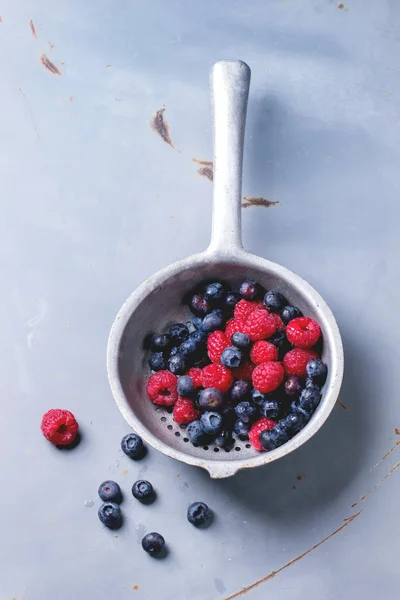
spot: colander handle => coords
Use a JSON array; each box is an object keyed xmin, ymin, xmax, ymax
[{"xmin": 208, "ymin": 60, "xmax": 251, "ymax": 254}]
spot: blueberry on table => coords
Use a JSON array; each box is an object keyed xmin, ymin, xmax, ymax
[
  {"xmin": 235, "ymin": 401, "xmax": 258, "ymax": 423},
  {"xmin": 98, "ymin": 480, "xmax": 122, "ymax": 504},
  {"xmin": 280, "ymin": 305, "xmax": 303, "ymax": 326},
  {"xmin": 132, "ymin": 480, "xmax": 154, "ymax": 502},
  {"xmin": 151, "ymin": 334, "xmax": 171, "ymax": 352},
  {"xmin": 240, "ymin": 279, "xmax": 261, "ymax": 300},
  {"xmin": 202, "ymin": 309, "xmax": 224, "ymax": 332},
  {"xmin": 142, "ymin": 532, "xmax": 165, "ymax": 555},
  {"xmin": 204, "ymin": 282, "xmax": 225, "ymax": 304},
  {"xmin": 186, "ymin": 420, "xmax": 209, "ymax": 444},
  {"xmin": 233, "ymin": 419, "xmax": 251, "ymax": 440},
  {"xmin": 98, "ymin": 502, "xmax": 122, "ymax": 529},
  {"xmin": 168, "ymin": 353, "xmax": 187, "ymax": 375},
  {"xmin": 148, "ymin": 352, "xmax": 167, "ymax": 372},
  {"xmin": 200, "ymin": 412, "xmax": 223, "ymax": 435},
  {"xmin": 263, "ymin": 290, "xmax": 286, "ymax": 312},
  {"xmin": 284, "ymin": 375, "xmax": 303, "ymax": 397},
  {"xmin": 177, "ymin": 375, "xmax": 195, "ymax": 398},
  {"xmin": 198, "ymin": 388, "xmax": 224, "ymax": 410},
  {"xmin": 121, "ymin": 433, "xmax": 145, "ymax": 459},
  {"xmin": 306, "ymin": 358, "xmax": 327, "ymax": 385},
  {"xmin": 187, "ymin": 502, "xmax": 212, "ymax": 527},
  {"xmin": 260, "ymin": 399, "xmax": 280, "ymax": 420},
  {"xmin": 231, "ymin": 332, "xmax": 251, "ymax": 349},
  {"xmin": 169, "ymin": 323, "xmax": 189, "ymax": 345},
  {"xmin": 230, "ymin": 380, "xmax": 251, "ymax": 403},
  {"xmin": 190, "ymin": 294, "xmax": 211, "ymax": 317}
]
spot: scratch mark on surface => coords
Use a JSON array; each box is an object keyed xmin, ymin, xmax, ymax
[
  {"xmin": 336, "ymin": 400, "xmax": 348, "ymax": 410},
  {"xmin": 223, "ymin": 511, "xmax": 362, "ymax": 600},
  {"xmin": 29, "ymin": 19, "xmax": 38, "ymax": 39},
  {"xmin": 242, "ymin": 196, "xmax": 279, "ymax": 209},
  {"xmin": 352, "ymin": 460, "xmax": 400, "ymax": 507},
  {"xmin": 40, "ymin": 53, "xmax": 61, "ymax": 76},
  {"xmin": 19, "ymin": 87, "xmax": 40, "ymax": 140},
  {"xmin": 151, "ymin": 107, "xmax": 176, "ymax": 149},
  {"xmin": 369, "ymin": 439, "xmax": 400, "ymax": 471},
  {"xmin": 192, "ymin": 158, "xmax": 213, "ymax": 181}
]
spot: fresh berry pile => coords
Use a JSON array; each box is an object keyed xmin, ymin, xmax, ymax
[{"xmin": 146, "ymin": 280, "xmax": 328, "ymax": 453}]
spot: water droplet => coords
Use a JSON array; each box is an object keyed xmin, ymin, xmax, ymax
[{"xmin": 84, "ymin": 499, "xmax": 94, "ymax": 508}]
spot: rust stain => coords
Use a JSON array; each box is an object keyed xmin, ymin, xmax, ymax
[
  {"xmin": 48, "ymin": 41, "xmax": 54, "ymax": 51},
  {"xmin": 122, "ymin": 469, "xmax": 128, "ymax": 476},
  {"xmin": 40, "ymin": 54, "xmax": 61, "ymax": 76},
  {"xmin": 369, "ymin": 439, "xmax": 400, "ymax": 471},
  {"xmin": 90, "ymin": 420, "xmax": 93, "ymax": 425},
  {"xmin": 114, "ymin": 535, "xmax": 119, "ymax": 539},
  {"xmin": 242, "ymin": 196, "xmax": 279, "ymax": 209},
  {"xmin": 133, "ymin": 585, "xmax": 139, "ymax": 591},
  {"xmin": 29, "ymin": 19, "xmax": 38, "ymax": 39},
  {"xmin": 223, "ymin": 511, "xmax": 362, "ymax": 600},
  {"xmin": 192, "ymin": 158, "xmax": 213, "ymax": 182},
  {"xmin": 106, "ymin": 64, "xmax": 111, "ymax": 68},
  {"xmin": 395, "ymin": 428, "xmax": 400, "ymax": 436},
  {"xmin": 0, "ymin": 16, "xmax": 3, "ymax": 23},
  {"xmin": 151, "ymin": 107, "xmax": 176, "ymax": 149},
  {"xmin": 338, "ymin": 3, "xmax": 344, "ymax": 7},
  {"xmin": 336, "ymin": 400, "xmax": 348, "ymax": 410},
  {"xmin": 296, "ymin": 475, "xmax": 305, "ymax": 481},
  {"xmin": 69, "ymin": 96, "xmax": 73, "ymax": 102}
]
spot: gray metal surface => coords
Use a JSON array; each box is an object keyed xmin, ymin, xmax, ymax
[{"xmin": 0, "ymin": 0, "xmax": 399, "ymax": 598}]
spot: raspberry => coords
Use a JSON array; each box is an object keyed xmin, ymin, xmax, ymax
[
  {"xmin": 252, "ymin": 361, "xmax": 284, "ymax": 393},
  {"xmin": 234, "ymin": 299, "xmax": 264, "ymax": 321},
  {"xmin": 271, "ymin": 312, "xmax": 285, "ymax": 331},
  {"xmin": 283, "ymin": 348, "xmax": 319, "ymax": 377},
  {"xmin": 41, "ymin": 409, "xmax": 79, "ymax": 446},
  {"xmin": 243, "ymin": 310, "xmax": 276, "ymax": 341},
  {"xmin": 201, "ymin": 364, "xmax": 233, "ymax": 393},
  {"xmin": 173, "ymin": 397, "xmax": 200, "ymax": 425},
  {"xmin": 232, "ymin": 361, "xmax": 255, "ymax": 381},
  {"xmin": 186, "ymin": 368, "xmax": 202, "ymax": 388},
  {"xmin": 207, "ymin": 330, "xmax": 229, "ymax": 363},
  {"xmin": 286, "ymin": 317, "xmax": 321, "ymax": 349},
  {"xmin": 146, "ymin": 370, "xmax": 178, "ymax": 406},
  {"xmin": 250, "ymin": 341, "xmax": 278, "ymax": 365},
  {"xmin": 249, "ymin": 417, "xmax": 278, "ymax": 451},
  {"xmin": 225, "ymin": 318, "xmax": 246, "ymax": 341}
]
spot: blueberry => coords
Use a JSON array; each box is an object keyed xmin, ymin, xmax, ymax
[
  {"xmin": 198, "ymin": 388, "xmax": 224, "ymax": 411},
  {"xmin": 142, "ymin": 532, "xmax": 165, "ymax": 555},
  {"xmin": 215, "ymin": 430, "xmax": 234, "ymax": 448},
  {"xmin": 168, "ymin": 353, "xmax": 187, "ymax": 375},
  {"xmin": 169, "ymin": 323, "xmax": 189, "ymax": 345},
  {"xmin": 231, "ymin": 332, "xmax": 251, "ymax": 349},
  {"xmin": 191, "ymin": 317, "xmax": 203, "ymax": 330},
  {"xmin": 233, "ymin": 419, "xmax": 250, "ymax": 440},
  {"xmin": 98, "ymin": 480, "xmax": 122, "ymax": 504},
  {"xmin": 190, "ymin": 330, "xmax": 207, "ymax": 345},
  {"xmin": 187, "ymin": 502, "xmax": 212, "ymax": 527},
  {"xmin": 121, "ymin": 433, "xmax": 145, "ymax": 459},
  {"xmin": 98, "ymin": 502, "xmax": 122, "ymax": 529},
  {"xmin": 240, "ymin": 279, "xmax": 261, "ymax": 300},
  {"xmin": 259, "ymin": 423, "xmax": 290, "ymax": 451},
  {"xmin": 190, "ymin": 294, "xmax": 211, "ymax": 317},
  {"xmin": 230, "ymin": 380, "xmax": 251, "ymax": 403},
  {"xmin": 299, "ymin": 387, "xmax": 321, "ymax": 414},
  {"xmin": 151, "ymin": 334, "xmax": 171, "ymax": 352},
  {"xmin": 269, "ymin": 330, "xmax": 290, "ymax": 350},
  {"xmin": 264, "ymin": 290, "xmax": 286, "ymax": 312},
  {"xmin": 200, "ymin": 412, "xmax": 223, "ymax": 435},
  {"xmin": 177, "ymin": 375, "xmax": 195, "ymax": 398},
  {"xmin": 260, "ymin": 399, "xmax": 280, "ymax": 420},
  {"xmin": 305, "ymin": 378, "xmax": 320, "ymax": 391},
  {"xmin": 221, "ymin": 405, "xmax": 236, "ymax": 428},
  {"xmin": 280, "ymin": 305, "xmax": 303, "ymax": 326},
  {"xmin": 202, "ymin": 309, "xmax": 224, "ymax": 332},
  {"xmin": 282, "ymin": 411, "xmax": 307, "ymax": 434},
  {"xmin": 225, "ymin": 291, "xmax": 241, "ymax": 311},
  {"xmin": 132, "ymin": 480, "xmax": 154, "ymax": 502},
  {"xmin": 251, "ymin": 389, "xmax": 266, "ymax": 405},
  {"xmin": 221, "ymin": 346, "xmax": 242, "ymax": 369},
  {"xmin": 204, "ymin": 282, "xmax": 225, "ymax": 304},
  {"xmin": 306, "ymin": 358, "xmax": 327, "ymax": 385},
  {"xmin": 170, "ymin": 346, "xmax": 180, "ymax": 357},
  {"xmin": 186, "ymin": 420, "xmax": 209, "ymax": 444},
  {"xmin": 179, "ymin": 338, "xmax": 198, "ymax": 358},
  {"xmin": 235, "ymin": 401, "xmax": 258, "ymax": 423},
  {"xmin": 148, "ymin": 352, "xmax": 167, "ymax": 372},
  {"xmin": 290, "ymin": 400, "xmax": 312, "ymax": 421},
  {"xmin": 284, "ymin": 375, "xmax": 303, "ymax": 397}
]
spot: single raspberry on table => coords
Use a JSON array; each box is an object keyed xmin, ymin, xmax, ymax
[
  {"xmin": 201, "ymin": 363, "xmax": 233, "ymax": 393},
  {"xmin": 207, "ymin": 330, "xmax": 229, "ymax": 363},
  {"xmin": 41, "ymin": 409, "xmax": 79, "ymax": 446},
  {"xmin": 283, "ymin": 348, "xmax": 319, "ymax": 377},
  {"xmin": 185, "ymin": 367, "xmax": 202, "ymax": 389},
  {"xmin": 234, "ymin": 299, "xmax": 264, "ymax": 321},
  {"xmin": 244, "ymin": 309, "xmax": 277, "ymax": 341},
  {"xmin": 249, "ymin": 417, "xmax": 278, "ymax": 451},
  {"xmin": 271, "ymin": 312, "xmax": 285, "ymax": 331},
  {"xmin": 232, "ymin": 361, "xmax": 255, "ymax": 382},
  {"xmin": 146, "ymin": 370, "xmax": 178, "ymax": 406},
  {"xmin": 225, "ymin": 318, "xmax": 246, "ymax": 341},
  {"xmin": 173, "ymin": 397, "xmax": 200, "ymax": 425},
  {"xmin": 286, "ymin": 317, "xmax": 321, "ymax": 349},
  {"xmin": 250, "ymin": 340, "xmax": 278, "ymax": 365},
  {"xmin": 252, "ymin": 361, "xmax": 284, "ymax": 393}
]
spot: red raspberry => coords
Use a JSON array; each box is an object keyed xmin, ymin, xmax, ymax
[
  {"xmin": 207, "ymin": 330, "xmax": 229, "ymax": 363},
  {"xmin": 271, "ymin": 312, "xmax": 285, "ymax": 331},
  {"xmin": 201, "ymin": 364, "xmax": 233, "ymax": 393},
  {"xmin": 225, "ymin": 318, "xmax": 246, "ymax": 341},
  {"xmin": 173, "ymin": 397, "xmax": 200, "ymax": 425},
  {"xmin": 250, "ymin": 340, "xmax": 278, "ymax": 365},
  {"xmin": 252, "ymin": 361, "xmax": 284, "ymax": 393},
  {"xmin": 234, "ymin": 299, "xmax": 264, "ymax": 321},
  {"xmin": 244, "ymin": 309, "xmax": 277, "ymax": 341},
  {"xmin": 286, "ymin": 317, "xmax": 321, "ymax": 349},
  {"xmin": 186, "ymin": 368, "xmax": 202, "ymax": 389},
  {"xmin": 41, "ymin": 409, "xmax": 79, "ymax": 446},
  {"xmin": 146, "ymin": 370, "xmax": 178, "ymax": 406},
  {"xmin": 283, "ymin": 348, "xmax": 319, "ymax": 377},
  {"xmin": 249, "ymin": 417, "xmax": 278, "ymax": 451},
  {"xmin": 232, "ymin": 361, "xmax": 255, "ymax": 381}
]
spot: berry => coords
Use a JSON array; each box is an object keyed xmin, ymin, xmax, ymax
[
  {"xmin": 186, "ymin": 367, "xmax": 202, "ymax": 388},
  {"xmin": 283, "ymin": 348, "xmax": 318, "ymax": 377},
  {"xmin": 271, "ymin": 312, "xmax": 286, "ymax": 331},
  {"xmin": 190, "ymin": 330, "xmax": 207, "ymax": 345},
  {"xmin": 204, "ymin": 282, "xmax": 225, "ymax": 304},
  {"xmin": 177, "ymin": 375, "xmax": 195, "ymax": 397},
  {"xmin": 249, "ymin": 417, "xmax": 278, "ymax": 451},
  {"xmin": 283, "ymin": 411, "xmax": 307, "ymax": 434},
  {"xmin": 197, "ymin": 388, "xmax": 224, "ymax": 410},
  {"xmin": 233, "ymin": 419, "xmax": 250, "ymax": 440},
  {"xmin": 190, "ymin": 294, "xmax": 211, "ymax": 316},
  {"xmin": 202, "ymin": 309, "xmax": 224, "ymax": 332},
  {"xmin": 259, "ymin": 423, "xmax": 290, "ymax": 451},
  {"xmin": 235, "ymin": 401, "xmax": 258, "ymax": 423},
  {"xmin": 284, "ymin": 375, "xmax": 304, "ymax": 397},
  {"xmin": 168, "ymin": 353, "xmax": 187, "ymax": 375},
  {"xmin": 298, "ymin": 387, "xmax": 321, "ymax": 414},
  {"xmin": 240, "ymin": 280, "xmax": 261, "ymax": 300},
  {"xmin": 98, "ymin": 502, "xmax": 122, "ymax": 529},
  {"xmin": 263, "ymin": 290, "xmax": 286, "ymax": 312},
  {"xmin": 147, "ymin": 370, "xmax": 178, "ymax": 405},
  {"xmin": 260, "ymin": 399, "xmax": 280, "ymax": 420},
  {"xmin": 221, "ymin": 346, "xmax": 242, "ymax": 369},
  {"xmin": 286, "ymin": 317, "xmax": 321, "ymax": 349},
  {"xmin": 231, "ymin": 332, "xmax": 251, "ymax": 349},
  {"xmin": 179, "ymin": 338, "xmax": 199, "ymax": 357},
  {"xmin": 201, "ymin": 364, "xmax": 233, "ymax": 394},
  {"xmin": 225, "ymin": 317, "xmax": 246, "ymax": 340},
  {"xmin": 306, "ymin": 358, "xmax": 327, "ymax": 384},
  {"xmin": 132, "ymin": 480, "xmax": 154, "ymax": 502},
  {"xmin": 234, "ymin": 299, "xmax": 259, "ymax": 321},
  {"xmin": 252, "ymin": 361, "xmax": 284, "ymax": 393},
  {"xmin": 244, "ymin": 309, "xmax": 276, "ymax": 341},
  {"xmin": 173, "ymin": 397, "xmax": 200, "ymax": 425},
  {"xmin": 98, "ymin": 481, "xmax": 122, "ymax": 504},
  {"xmin": 200, "ymin": 412, "xmax": 223, "ymax": 435},
  {"xmin": 142, "ymin": 532, "xmax": 165, "ymax": 555},
  {"xmin": 280, "ymin": 305, "xmax": 302, "ymax": 326},
  {"xmin": 221, "ymin": 405, "xmax": 236, "ymax": 426},
  {"xmin": 305, "ymin": 378, "xmax": 320, "ymax": 391},
  {"xmin": 186, "ymin": 420, "xmax": 208, "ymax": 444},
  {"xmin": 151, "ymin": 334, "xmax": 171, "ymax": 352},
  {"xmin": 121, "ymin": 433, "xmax": 145, "ymax": 459},
  {"xmin": 40, "ymin": 409, "xmax": 79, "ymax": 446},
  {"xmin": 269, "ymin": 330, "xmax": 290, "ymax": 350},
  {"xmin": 187, "ymin": 502, "xmax": 212, "ymax": 527},
  {"xmin": 232, "ymin": 361, "xmax": 255, "ymax": 382},
  {"xmin": 230, "ymin": 380, "xmax": 251, "ymax": 403},
  {"xmin": 207, "ymin": 330, "xmax": 229, "ymax": 363},
  {"xmin": 191, "ymin": 317, "xmax": 203, "ymax": 330},
  {"xmin": 250, "ymin": 340, "xmax": 278, "ymax": 365},
  {"xmin": 225, "ymin": 291, "xmax": 241, "ymax": 311},
  {"xmin": 148, "ymin": 352, "xmax": 167, "ymax": 372},
  {"xmin": 251, "ymin": 389, "xmax": 266, "ymax": 405},
  {"xmin": 215, "ymin": 430, "xmax": 234, "ymax": 448},
  {"xmin": 169, "ymin": 323, "xmax": 189, "ymax": 344},
  {"xmin": 170, "ymin": 346, "xmax": 179, "ymax": 356}
]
